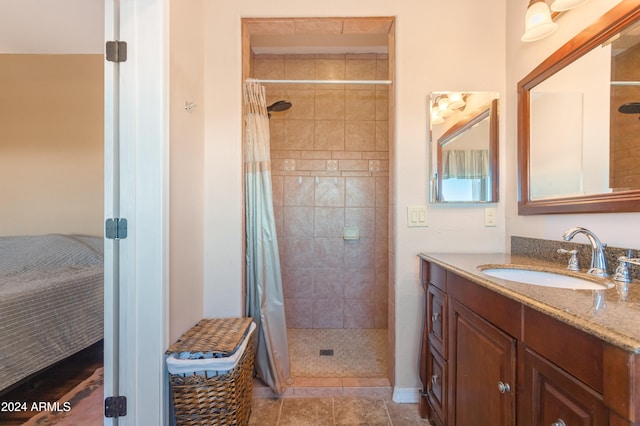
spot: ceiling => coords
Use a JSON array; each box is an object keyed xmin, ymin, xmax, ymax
[
  {"xmin": 0, "ymin": 0, "xmax": 104, "ymax": 54},
  {"xmin": 246, "ymin": 18, "xmax": 392, "ymax": 55}
]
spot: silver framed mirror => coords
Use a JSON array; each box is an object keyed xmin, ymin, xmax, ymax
[{"xmin": 429, "ymin": 91, "xmax": 499, "ymax": 203}]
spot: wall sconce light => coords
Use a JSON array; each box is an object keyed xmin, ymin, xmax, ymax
[
  {"xmin": 522, "ymin": 0, "xmax": 558, "ymax": 42},
  {"xmin": 522, "ymin": 0, "xmax": 590, "ymax": 42}
]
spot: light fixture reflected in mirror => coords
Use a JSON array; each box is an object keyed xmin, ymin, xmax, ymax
[
  {"xmin": 438, "ymin": 98, "xmax": 453, "ymax": 117},
  {"xmin": 448, "ymin": 92, "xmax": 466, "ymax": 109},
  {"xmin": 431, "ymin": 110, "xmax": 445, "ymax": 124},
  {"xmin": 430, "ymin": 93, "xmax": 468, "ymax": 124},
  {"xmin": 522, "ymin": 0, "xmax": 558, "ymax": 42}
]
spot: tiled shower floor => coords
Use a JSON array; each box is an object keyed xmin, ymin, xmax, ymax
[{"xmin": 288, "ymin": 328, "xmax": 388, "ymax": 378}]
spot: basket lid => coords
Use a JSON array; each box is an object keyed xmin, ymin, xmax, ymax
[{"xmin": 166, "ymin": 317, "xmax": 253, "ymax": 357}]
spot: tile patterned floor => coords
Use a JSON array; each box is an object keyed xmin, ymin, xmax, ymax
[
  {"xmin": 249, "ymin": 397, "xmax": 433, "ymax": 425},
  {"xmin": 288, "ymin": 328, "xmax": 388, "ymax": 378},
  {"xmin": 251, "ymin": 329, "xmax": 432, "ymax": 424}
]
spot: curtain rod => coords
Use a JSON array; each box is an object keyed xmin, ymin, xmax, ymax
[
  {"xmin": 611, "ymin": 81, "xmax": 640, "ymax": 86},
  {"xmin": 247, "ymin": 78, "xmax": 392, "ymax": 85}
]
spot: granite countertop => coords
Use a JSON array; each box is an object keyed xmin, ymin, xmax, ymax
[{"xmin": 419, "ymin": 252, "xmax": 640, "ymax": 354}]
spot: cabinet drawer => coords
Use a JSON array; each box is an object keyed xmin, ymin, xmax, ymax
[
  {"xmin": 427, "ymin": 347, "xmax": 448, "ymax": 425},
  {"xmin": 523, "ymin": 348, "xmax": 608, "ymax": 426},
  {"xmin": 524, "ymin": 306, "xmax": 603, "ymax": 392},
  {"xmin": 427, "ymin": 285, "xmax": 447, "ymax": 358},
  {"xmin": 448, "ymin": 271, "xmax": 521, "ymax": 339},
  {"xmin": 427, "ymin": 262, "xmax": 447, "ymax": 291}
]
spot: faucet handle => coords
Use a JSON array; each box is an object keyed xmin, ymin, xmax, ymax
[
  {"xmin": 557, "ymin": 249, "xmax": 580, "ymax": 271},
  {"xmin": 614, "ymin": 256, "xmax": 632, "ymax": 283},
  {"xmin": 616, "ymin": 250, "xmax": 640, "ymax": 283}
]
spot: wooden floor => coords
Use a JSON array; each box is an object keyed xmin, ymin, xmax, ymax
[{"xmin": 0, "ymin": 340, "xmax": 103, "ymax": 425}]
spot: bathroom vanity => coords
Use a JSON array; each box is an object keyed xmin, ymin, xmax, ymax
[{"xmin": 418, "ymin": 253, "xmax": 640, "ymax": 426}]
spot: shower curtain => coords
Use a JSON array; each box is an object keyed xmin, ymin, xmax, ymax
[
  {"xmin": 243, "ymin": 80, "xmax": 291, "ymax": 394},
  {"xmin": 441, "ymin": 149, "xmax": 490, "ymax": 179}
]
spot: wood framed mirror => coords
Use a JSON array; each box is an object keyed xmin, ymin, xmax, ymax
[
  {"xmin": 518, "ymin": 1, "xmax": 640, "ymax": 214},
  {"xmin": 429, "ymin": 92, "xmax": 499, "ymax": 203}
]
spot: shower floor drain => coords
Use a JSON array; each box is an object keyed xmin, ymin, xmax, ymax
[{"xmin": 319, "ymin": 349, "xmax": 334, "ymax": 356}]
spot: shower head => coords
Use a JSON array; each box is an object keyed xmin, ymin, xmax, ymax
[
  {"xmin": 618, "ymin": 102, "xmax": 640, "ymax": 114},
  {"xmin": 267, "ymin": 100, "xmax": 292, "ymax": 113}
]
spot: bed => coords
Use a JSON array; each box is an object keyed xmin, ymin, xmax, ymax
[{"xmin": 0, "ymin": 234, "xmax": 104, "ymax": 393}]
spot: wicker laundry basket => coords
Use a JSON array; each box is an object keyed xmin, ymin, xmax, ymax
[{"xmin": 166, "ymin": 317, "xmax": 255, "ymax": 426}]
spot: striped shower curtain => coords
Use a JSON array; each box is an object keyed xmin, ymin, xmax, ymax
[{"xmin": 243, "ymin": 80, "xmax": 291, "ymax": 394}]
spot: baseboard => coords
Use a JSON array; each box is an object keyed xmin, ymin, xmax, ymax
[{"xmin": 392, "ymin": 387, "xmax": 421, "ymax": 403}]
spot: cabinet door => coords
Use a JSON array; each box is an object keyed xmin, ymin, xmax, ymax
[
  {"xmin": 427, "ymin": 347, "xmax": 448, "ymax": 425},
  {"xmin": 523, "ymin": 348, "xmax": 608, "ymax": 426},
  {"xmin": 449, "ymin": 299, "xmax": 516, "ymax": 426},
  {"xmin": 428, "ymin": 285, "xmax": 447, "ymax": 358}
]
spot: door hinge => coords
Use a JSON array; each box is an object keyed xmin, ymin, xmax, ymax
[
  {"xmin": 105, "ymin": 218, "xmax": 128, "ymax": 240},
  {"xmin": 104, "ymin": 396, "xmax": 127, "ymax": 418},
  {"xmin": 106, "ymin": 41, "xmax": 127, "ymax": 63}
]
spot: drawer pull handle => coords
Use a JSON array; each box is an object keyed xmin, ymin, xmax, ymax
[
  {"xmin": 431, "ymin": 374, "xmax": 439, "ymax": 386},
  {"xmin": 432, "ymin": 312, "xmax": 440, "ymax": 322},
  {"xmin": 551, "ymin": 420, "xmax": 566, "ymax": 426},
  {"xmin": 497, "ymin": 381, "xmax": 511, "ymax": 393}
]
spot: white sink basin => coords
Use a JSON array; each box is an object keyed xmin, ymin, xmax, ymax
[{"xmin": 480, "ymin": 267, "xmax": 612, "ymax": 290}]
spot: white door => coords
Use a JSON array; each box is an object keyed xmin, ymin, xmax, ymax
[{"xmin": 104, "ymin": 0, "xmax": 169, "ymax": 424}]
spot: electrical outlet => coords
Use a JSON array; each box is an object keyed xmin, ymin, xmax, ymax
[{"xmin": 484, "ymin": 207, "xmax": 497, "ymax": 227}]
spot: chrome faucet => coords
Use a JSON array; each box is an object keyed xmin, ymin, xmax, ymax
[{"xmin": 562, "ymin": 227, "xmax": 608, "ymax": 277}]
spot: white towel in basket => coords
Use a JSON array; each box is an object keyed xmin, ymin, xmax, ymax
[{"xmin": 166, "ymin": 322, "xmax": 256, "ymax": 377}]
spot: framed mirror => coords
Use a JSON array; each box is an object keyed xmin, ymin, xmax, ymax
[
  {"xmin": 429, "ymin": 91, "xmax": 499, "ymax": 203},
  {"xmin": 518, "ymin": 2, "xmax": 640, "ymax": 214}
]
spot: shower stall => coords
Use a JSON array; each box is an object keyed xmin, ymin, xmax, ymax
[{"xmin": 251, "ymin": 52, "xmax": 392, "ymax": 381}]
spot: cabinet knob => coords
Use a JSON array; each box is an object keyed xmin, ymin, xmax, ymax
[
  {"xmin": 551, "ymin": 420, "xmax": 566, "ymax": 426},
  {"xmin": 432, "ymin": 312, "xmax": 440, "ymax": 322},
  {"xmin": 431, "ymin": 374, "xmax": 439, "ymax": 386},
  {"xmin": 497, "ymin": 381, "xmax": 511, "ymax": 393}
]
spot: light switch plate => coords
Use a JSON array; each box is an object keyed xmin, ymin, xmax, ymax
[{"xmin": 407, "ymin": 206, "xmax": 428, "ymax": 227}]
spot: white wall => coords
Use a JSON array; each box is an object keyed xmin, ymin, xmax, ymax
[
  {"xmin": 505, "ymin": 0, "xmax": 640, "ymax": 249},
  {"xmin": 0, "ymin": 1, "xmax": 105, "ymax": 237},
  {"xmin": 202, "ymin": 0, "xmax": 506, "ymax": 394},
  {"xmin": 169, "ymin": 0, "xmax": 205, "ymax": 342},
  {"xmin": 0, "ymin": 55, "xmax": 104, "ymax": 237},
  {"xmin": 0, "ymin": 0, "xmax": 103, "ymax": 54}
]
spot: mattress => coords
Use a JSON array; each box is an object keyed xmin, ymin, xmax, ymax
[{"xmin": 0, "ymin": 234, "xmax": 104, "ymax": 392}]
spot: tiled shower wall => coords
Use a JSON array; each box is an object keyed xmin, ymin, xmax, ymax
[{"xmin": 253, "ymin": 53, "xmax": 389, "ymax": 329}]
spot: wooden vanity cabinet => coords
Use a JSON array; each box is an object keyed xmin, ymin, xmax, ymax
[
  {"xmin": 419, "ymin": 258, "xmax": 640, "ymax": 425},
  {"xmin": 420, "ymin": 260, "xmax": 519, "ymax": 425}
]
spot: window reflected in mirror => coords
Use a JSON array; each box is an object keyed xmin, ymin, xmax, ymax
[{"xmin": 429, "ymin": 92, "xmax": 499, "ymax": 203}]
